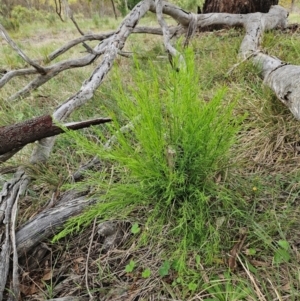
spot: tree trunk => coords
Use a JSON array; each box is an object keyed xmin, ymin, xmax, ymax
[
  {"xmin": 290, "ymin": 0, "xmax": 295, "ymax": 12},
  {"xmin": 203, "ymin": 0, "xmax": 279, "ymax": 14}
]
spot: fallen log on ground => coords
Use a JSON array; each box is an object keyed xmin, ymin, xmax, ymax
[{"xmin": 16, "ymin": 190, "xmax": 94, "ymax": 257}]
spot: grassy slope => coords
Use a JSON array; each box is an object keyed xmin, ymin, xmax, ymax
[{"xmin": 1, "ymin": 9, "xmax": 300, "ymax": 301}]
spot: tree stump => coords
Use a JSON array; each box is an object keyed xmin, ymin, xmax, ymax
[{"xmin": 203, "ymin": 0, "xmax": 279, "ymax": 14}]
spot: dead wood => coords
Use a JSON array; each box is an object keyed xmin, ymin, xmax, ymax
[
  {"xmin": 16, "ymin": 189, "xmax": 94, "ymax": 257},
  {"xmin": 0, "ymin": 24, "xmax": 46, "ymax": 75},
  {"xmin": 0, "ymin": 169, "xmax": 28, "ymax": 301},
  {"xmin": 203, "ymin": 0, "xmax": 279, "ymax": 14},
  {"xmin": 54, "ymin": 0, "xmax": 64, "ymax": 22},
  {"xmin": 0, "ymin": 115, "xmax": 112, "ymax": 159}
]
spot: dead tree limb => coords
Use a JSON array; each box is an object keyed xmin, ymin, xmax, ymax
[
  {"xmin": 16, "ymin": 190, "xmax": 94, "ymax": 257},
  {"xmin": 0, "ymin": 24, "xmax": 46, "ymax": 75},
  {"xmin": 3, "ymin": 26, "xmax": 171, "ymax": 100},
  {"xmin": 0, "ymin": 115, "xmax": 112, "ymax": 159},
  {"xmin": 31, "ymin": 0, "xmax": 152, "ymax": 164},
  {"xmin": 155, "ymin": 0, "xmax": 185, "ymax": 70},
  {"xmin": 0, "ymin": 25, "xmax": 170, "ymax": 89},
  {"xmin": 54, "ymin": 0, "xmax": 64, "ymax": 22}
]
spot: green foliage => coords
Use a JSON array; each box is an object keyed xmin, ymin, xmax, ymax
[
  {"xmin": 3, "ymin": 16, "xmax": 300, "ymax": 299},
  {"xmin": 12, "ymin": 5, "xmax": 44, "ymax": 23},
  {"xmin": 54, "ymin": 49, "xmax": 244, "ymax": 267},
  {"xmin": 141, "ymin": 268, "xmax": 151, "ymax": 278},
  {"xmin": 45, "ymin": 13, "xmax": 57, "ymax": 26},
  {"xmin": 92, "ymin": 13, "xmax": 100, "ymax": 27},
  {"xmin": 273, "ymin": 240, "xmax": 291, "ymax": 264},
  {"xmin": 116, "ymin": 0, "xmax": 141, "ymax": 16},
  {"xmin": 0, "ymin": 16, "xmax": 19, "ymax": 31},
  {"xmin": 125, "ymin": 260, "xmax": 136, "ymax": 273},
  {"xmin": 279, "ymin": 0, "xmax": 292, "ymax": 7},
  {"xmin": 159, "ymin": 260, "xmax": 171, "ymax": 277},
  {"xmin": 130, "ymin": 222, "xmax": 140, "ymax": 234},
  {"xmin": 0, "ymin": 5, "xmax": 47, "ymax": 31},
  {"xmin": 204, "ymin": 272, "xmax": 252, "ymax": 301}
]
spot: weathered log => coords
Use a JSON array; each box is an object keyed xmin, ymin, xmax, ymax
[
  {"xmin": 0, "ymin": 169, "xmax": 28, "ymax": 301},
  {"xmin": 16, "ymin": 189, "xmax": 94, "ymax": 257},
  {"xmin": 0, "ymin": 115, "xmax": 112, "ymax": 158},
  {"xmin": 195, "ymin": 6, "xmax": 300, "ymax": 120}
]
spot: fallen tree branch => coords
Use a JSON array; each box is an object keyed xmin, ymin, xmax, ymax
[
  {"xmin": 194, "ymin": 6, "xmax": 300, "ymax": 119},
  {"xmin": 8, "ymin": 197, "xmax": 19, "ymax": 301},
  {"xmin": 155, "ymin": 0, "xmax": 185, "ymax": 70},
  {"xmin": 0, "ymin": 68, "xmax": 38, "ymax": 88},
  {"xmin": 0, "ymin": 24, "xmax": 46, "ymax": 75},
  {"xmin": 31, "ymin": 0, "xmax": 152, "ymax": 164},
  {"xmin": 0, "ymin": 115, "xmax": 112, "ymax": 158},
  {"xmin": 16, "ymin": 190, "xmax": 94, "ymax": 257},
  {"xmin": 0, "ymin": 25, "xmax": 178, "ymax": 95}
]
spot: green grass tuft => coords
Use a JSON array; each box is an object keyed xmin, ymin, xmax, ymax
[{"xmin": 54, "ymin": 49, "xmax": 245, "ymax": 269}]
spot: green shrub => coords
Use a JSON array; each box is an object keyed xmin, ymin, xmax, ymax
[
  {"xmin": 116, "ymin": 0, "xmax": 141, "ymax": 16},
  {"xmin": 0, "ymin": 16, "xmax": 20, "ymax": 31},
  {"xmin": 92, "ymin": 13, "xmax": 100, "ymax": 27},
  {"xmin": 54, "ymin": 49, "xmax": 245, "ymax": 267},
  {"xmin": 45, "ymin": 13, "xmax": 57, "ymax": 26},
  {"xmin": 11, "ymin": 5, "xmax": 44, "ymax": 24}
]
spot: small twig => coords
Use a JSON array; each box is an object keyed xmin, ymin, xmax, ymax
[
  {"xmin": 0, "ymin": 24, "xmax": 46, "ymax": 74},
  {"xmin": 155, "ymin": 0, "xmax": 185, "ymax": 70},
  {"xmin": 104, "ymin": 120, "xmax": 134, "ymax": 150},
  {"xmin": 85, "ymin": 217, "xmax": 97, "ymax": 301},
  {"xmin": 70, "ymin": 12, "xmax": 85, "ymax": 36},
  {"xmin": 118, "ymin": 50, "xmax": 133, "ymax": 58},
  {"xmin": 54, "ymin": 0, "xmax": 64, "ymax": 22},
  {"xmin": 8, "ymin": 197, "xmax": 20, "ymax": 301},
  {"xmin": 226, "ymin": 50, "xmax": 260, "ymax": 75},
  {"xmin": 82, "ymin": 42, "xmax": 106, "ymax": 56},
  {"xmin": 267, "ymin": 278, "xmax": 283, "ymax": 301},
  {"xmin": 237, "ymin": 255, "xmax": 267, "ymax": 301},
  {"xmin": 111, "ymin": 0, "xmax": 118, "ymax": 20},
  {"xmin": 183, "ymin": 12, "xmax": 198, "ymax": 48}
]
